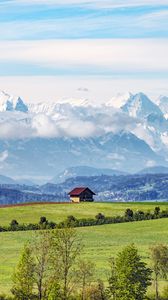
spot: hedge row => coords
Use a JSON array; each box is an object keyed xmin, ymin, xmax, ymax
[{"xmin": 0, "ymin": 206, "xmax": 167, "ymax": 232}]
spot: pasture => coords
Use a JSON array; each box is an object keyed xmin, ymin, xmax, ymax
[
  {"xmin": 0, "ymin": 203, "xmax": 168, "ymax": 294},
  {"xmin": 0, "ymin": 201, "xmax": 168, "ymax": 226}
]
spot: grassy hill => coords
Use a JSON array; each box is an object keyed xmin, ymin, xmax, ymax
[
  {"xmin": 1, "ymin": 202, "xmax": 168, "ymax": 226},
  {"xmin": 1, "ymin": 202, "xmax": 168, "ymax": 295}
]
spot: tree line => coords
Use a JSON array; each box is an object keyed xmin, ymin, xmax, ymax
[
  {"xmin": 1, "ymin": 227, "xmax": 168, "ymax": 300},
  {"xmin": 0, "ymin": 206, "xmax": 167, "ymax": 232}
]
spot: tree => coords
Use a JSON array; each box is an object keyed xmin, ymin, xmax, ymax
[
  {"xmin": 154, "ymin": 207, "xmax": 160, "ymax": 217},
  {"xmin": 11, "ymin": 243, "xmax": 35, "ymax": 300},
  {"xmin": 33, "ymin": 231, "xmax": 53, "ymax": 300},
  {"xmin": 107, "ymin": 257, "xmax": 117, "ymax": 300},
  {"xmin": 39, "ymin": 216, "xmax": 48, "ymax": 225},
  {"xmin": 47, "ymin": 282, "xmax": 62, "ymax": 300},
  {"xmin": 10, "ymin": 220, "xmax": 19, "ymax": 226},
  {"xmin": 124, "ymin": 209, "xmax": 133, "ymax": 219},
  {"xmin": 10, "ymin": 219, "xmax": 19, "ymax": 230},
  {"xmin": 77, "ymin": 259, "xmax": 95, "ymax": 300},
  {"xmin": 65, "ymin": 215, "xmax": 78, "ymax": 227},
  {"xmin": 95, "ymin": 213, "xmax": 105, "ymax": 220},
  {"xmin": 86, "ymin": 280, "xmax": 107, "ymax": 300},
  {"xmin": 150, "ymin": 244, "xmax": 168, "ymax": 300},
  {"xmin": 109, "ymin": 244, "xmax": 152, "ymax": 300},
  {"xmin": 51, "ymin": 227, "xmax": 82, "ymax": 300}
]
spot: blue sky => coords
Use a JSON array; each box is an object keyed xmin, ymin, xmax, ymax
[
  {"xmin": 0, "ymin": 1, "xmax": 168, "ymax": 39},
  {"xmin": 0, "ymin": 0, "xmax": 168, "ymax": 101}
]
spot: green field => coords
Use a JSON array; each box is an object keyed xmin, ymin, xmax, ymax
[
  {"xmin": 1, "ymin": 202, "xmax": 168, "ymax": 226},
  {"xmin": 1, "ymin": 202, "xmax": 168, "ymax": 295}
]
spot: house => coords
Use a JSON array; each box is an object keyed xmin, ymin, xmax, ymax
[{"xmin": 68, "ymin": 187, "xmax": 95, "ymax": 203}]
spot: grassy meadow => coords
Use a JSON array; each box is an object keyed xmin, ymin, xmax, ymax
[
  {"xmin": 1, "ymin": 202, "xmax": 168, "ymax": 295},
  {"xmin": 1, "ymin": 201, "xmax": 168, "ymax": 226}
]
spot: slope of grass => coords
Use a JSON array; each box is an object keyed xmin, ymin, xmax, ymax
[
  {"xmin": 0, "ymin": 202, "xmax": 168, "ymax": 226},
  {"xmin": 1, "ymin": 217, "xmax": 168, "ymax": 294}
]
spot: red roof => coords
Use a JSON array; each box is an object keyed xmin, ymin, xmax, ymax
[{"xmin": 68, "ymin": 187, "xmax": 95, "ymax": 196}]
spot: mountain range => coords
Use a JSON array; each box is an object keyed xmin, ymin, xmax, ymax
[{"xmin": 0, "ymin": 90, "xmax": 168, "ymax": 182}]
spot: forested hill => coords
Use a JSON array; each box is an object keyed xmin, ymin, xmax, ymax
[{"xmin": 0, "ymin": 173, "xmax": 168, "ymax": 205}]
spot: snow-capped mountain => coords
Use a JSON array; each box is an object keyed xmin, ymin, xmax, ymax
[
  {"xmin": 0, "ymin": 89, "xmax": 168, "ymax": 181},
  {"xmin": 28, "ymin": 98, "xmax": 91, "ymax": 115},
  {"xmin": 106, "ymin": 92, "xmax": 132, "ymax": 108},
  {"xmin": 121, "ymin": 92, "xmax": 163, "ymax": 119},
  {"xmin": 0, "ymin": 91, "xmax": 28, "ymax": 112},
  {"xmin": 156, "ymin": 95, "xmax": 168, "ymax": 119}
]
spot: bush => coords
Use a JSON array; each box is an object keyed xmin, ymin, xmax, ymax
[
  {"xmin": 0, "ymin": 294, "xmax": 13, "ymax": 300},
  {"xmin": 10, "ymin": 219, "xmax": 19, "ymax": 226},
  {"xmin": 154, "ymin": 206, "xmax": 160, "ymax": 216},
  {"xmin": 162, "ymin": 285, "xmax": 168, "ymax": 300},
  {"xmin": 95, "ymin": 213, "xmax": 105, "ymax": 220},
  {"xmin": 39, "ymin": 216, "xmax": 48, "ymax": 224},
  {"xmin": 85, "ymin": 280, "xmax": 107, "ymax": 300},
  {"xmin": 125, "ymin": 208, "xmax": 133, "ymax": 219},
  {"xmin": 134, "ymin": 210, "xmax": 145, "ymax": 221}
]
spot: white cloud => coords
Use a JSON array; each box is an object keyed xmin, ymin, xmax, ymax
[
  {"xmin": 3, "ymin": 0, "xmax": 168, "ymax": 9},
  {"xmin": 0, "ymin": 39, "xmax": 167, "ymax": 72},
  {"xmin": 0, "ymin": 102, "xmax": 138, "ymax": 140},
  {"xmin": 0, "ymin": 150, "xmax": 8, "ymax": 162},
  {"xmin": 146, "ymin": 160, "xmax": 157, "ymax": 167},
  {"xmin": 32, "ymin": 114, "xmax": 59, "ymax": 138}
]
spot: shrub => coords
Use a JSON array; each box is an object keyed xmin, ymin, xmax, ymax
[
  {"xmin": 95, "ymin": 213, "xmax": 105, "ymax": 220},
  {"xmin": 154, "ymin": 206, "xmax": 160, "ymax": 216},
  {"xmin": 125, "ymin": 208, "xmax": 133, "ymax": 219},
  {"xmin": 10, "ymin": 219, "xmax": 19, "ymax": 227},
  {"xmin": 162, "ymin": 285, "xmax": 168, "ymax": 300},
  {"xmin": 39, "ymin": 216, "xmax": 48, "ymax": 225}
]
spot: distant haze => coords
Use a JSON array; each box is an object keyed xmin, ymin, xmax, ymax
[{"xmin": 0, "ymin": 76, "xmax": 168, "ymax": 104}]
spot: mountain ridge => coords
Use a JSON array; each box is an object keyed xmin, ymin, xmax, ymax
[{"xmin": 0, "ymin": 90, "xmax": 168, "ymax": 180}]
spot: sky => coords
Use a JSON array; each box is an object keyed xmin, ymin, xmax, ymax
[{"xmin": 0, "ymin": 0, "xmax": 168, "ymax": 103}]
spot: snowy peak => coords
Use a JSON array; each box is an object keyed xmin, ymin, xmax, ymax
[
  {"xmin": 106, "ymin": 92, "xmax": 132, "ymax": 108},
  {"xmin": 0, "ymin": 91, "xmax": 28, "ymax": 113},
  {"xmin": 0, "ymin": 91, "xmax": 13, "ymax": 111},
  {"xmin": 121, "ymin": 92, "xmax": 163, "ymax": 119},
  {"xmin": 56, "ymin": 98, "xmax": 90, "ymax": 107},
  {"xmin": 28, "ymin": 98, "xmax": 92, "ymax": 115},
  {"xmin": 156, "ymin": 95, "xmax": 168, "ymax": 118}
]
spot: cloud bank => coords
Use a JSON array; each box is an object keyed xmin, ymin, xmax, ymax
[
  {"xmin": 0, "ymin": 102, "xmax": 154, "ymax": 148},
  {"xmin": 2, "ymin": 0, "xmax": 168, "ymax": 9},
  {"xmin": 0, "ymin": 39, "xmax": 167, "ymax": 73}
]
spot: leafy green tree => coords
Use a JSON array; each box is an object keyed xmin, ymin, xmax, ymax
[
  {"xmin": 107, "ymin": 257, "xmax": 117, "ymax": 299},
  {"xmin": 95, "ymin": 213, "xmax": 105, "ymax": 220},
  {"xmin": 162, "ymin": 284, "xmax": 168, "ymax": 300},
  {"xmin": 10, "ymin": 220, "xmax": 19, "ymax": 226},
  {"xmin": 124, "ymin": 209, "xmax": 133, "ymax": 219},
  {"xmin": 109, "ymin": 244, "xmax": 152, "ymax": 300},
  {"xmin": 154, "ymin": 207, "xmax": 160, "ymax": 217},
  {"xmin": 51, "ymin": 227, "xmax": 82, "ymax": 300},
  {"xmin": 33, "ymin": 231, "xmax": 53, "ymax": 300},
  {"xmin": 47, "ymin": 281, "xmax": 62, "ymax": 300},
  {"xmin": 86, "ymin": 280, "xmax": 107, "ymax": 300},
  {"xmin": 77, "ymin": 259, "xmax": 95, "ymax": 300},
  {"xmin": 11, "ymin": 243, "xmax": 35, "ymax": 300},
  {"xmin": 150, "ymin": 244, "xmax": 168, "ymax": 300}
]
